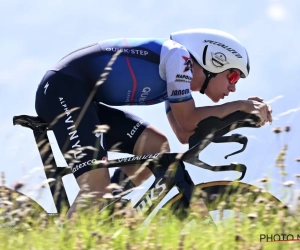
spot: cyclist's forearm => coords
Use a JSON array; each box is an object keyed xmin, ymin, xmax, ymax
[
  {"xmin": 169, "ymin": 100, "xmax": 246, "ymax": 138},
  {"xmin": 194, "ymin": 100, "xmax": 244, "ymax": 120},
  {"xmin": 185, "ymin": 100, "xmax": 245, "ymax": 132}
]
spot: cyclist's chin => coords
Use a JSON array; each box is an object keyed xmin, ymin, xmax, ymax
[{"xmin": 207, "ymin": 95, "xmax": 220, "ymax": 103}]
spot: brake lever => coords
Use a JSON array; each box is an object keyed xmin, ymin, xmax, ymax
[{"xmin": 212, "ymin": 134, "xmax": 248, "ymax": 159}]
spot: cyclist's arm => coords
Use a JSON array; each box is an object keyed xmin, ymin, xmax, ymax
[
  {"xmin": 162, "ymin": 41, "xmax": 245, "ymax": 133},
  {"xmin": 170, "ymin": 99, "xmax": 244, "ymax": 133},
  {"xmin": 165, "ymin": 101, "xmax": 193, "ymax": 144},
  {"xmin": 165, "ymin": 100, "xmax": 243, "ymax": 143}
]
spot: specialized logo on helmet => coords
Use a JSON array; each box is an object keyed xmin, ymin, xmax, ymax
[
  {"xmin": 182, "ymin": 56, "xmax": 193, "ymax": 73},
  {"xmin": 204, "ymin": 40, "xmax": 243, "ymax": 58},
  {"xmin": 211, "ymin": 52, "xmax": 229, "ymax": 67}
]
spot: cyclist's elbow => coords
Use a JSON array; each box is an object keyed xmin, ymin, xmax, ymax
[
  {"xmin": 178, "ymin": 121, "xmax": 195, "ymax": 134},
  {"xmin": 175, "ymin": 131, "xmax": 190, "ymax": 144}
]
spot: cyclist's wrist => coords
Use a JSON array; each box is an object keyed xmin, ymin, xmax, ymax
[
  {"xmin": 236, "ymin": 100, "xmax": 248, "ymax": 112},
  {"xmin": 223, "ymin": 100, "xmax": 247, "ymax": 113}
]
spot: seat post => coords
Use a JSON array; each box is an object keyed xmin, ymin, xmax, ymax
[
  {"xmin": 32, "ymin": 128, "xmax": 71, "ymax": 213},
  {"xmin": 13, "ymin": 115, "xmax": 71, "ymax": 213}
]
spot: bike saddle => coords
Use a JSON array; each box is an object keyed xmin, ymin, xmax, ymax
[{"xmin": 13, "ymin": 115, "xmax": 48, "ymax": 131}]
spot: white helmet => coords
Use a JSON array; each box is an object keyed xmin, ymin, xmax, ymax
[
  {"xmin": 170, "ymin": 28, "xmax": 250, "ymax": 77},
  {"xmin": 170, "ymin": 28, "xmax": 250, "ymax": 94}
]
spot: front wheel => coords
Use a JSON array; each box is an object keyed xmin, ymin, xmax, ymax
[{"xmin": 163, "ymin": 181, "xmax": 283, "ymax": 226}]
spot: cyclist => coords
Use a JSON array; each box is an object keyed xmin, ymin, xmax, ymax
[{"xmin": 34, "ymin": 28, "xmax": 272, "ymax": 217}]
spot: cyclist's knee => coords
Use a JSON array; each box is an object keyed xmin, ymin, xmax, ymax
[{"xmin": 157, "ymin": 134, "xmax": 170, "ymax": 152}]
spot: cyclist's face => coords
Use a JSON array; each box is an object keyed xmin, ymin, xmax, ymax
[
  {"xmin": 205, "ymin": 69, "xmax": 240, "ymax": 103},
  {"xmin": 190, "ymin": 61, "xmax": 205, "ymax": 91}
]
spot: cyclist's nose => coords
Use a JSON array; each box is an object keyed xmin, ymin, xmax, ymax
[{"xmin": 229, "ymin": 84, "xmax": 236, "ymax": 92}]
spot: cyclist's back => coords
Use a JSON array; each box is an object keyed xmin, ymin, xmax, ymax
[{"xmin": 49, "ymin": 38, "xmax": 192, "ymax": 106}]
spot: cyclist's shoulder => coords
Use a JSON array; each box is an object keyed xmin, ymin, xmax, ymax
[
  {"xmin": 96, "ymin": 37, "xmax": 189, "ymax": 58},
  {"xmin": 160, "ymin": 40, "xmax": 190, "ymax": 60},
  {"xmin": 162, "ymin": 39, "xmax": 187, "ymax": 50}
]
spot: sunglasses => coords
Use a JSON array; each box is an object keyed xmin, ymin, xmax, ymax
[{"xmin": 228, "ymin": 70, "xmax": 241, "ymax": 84}]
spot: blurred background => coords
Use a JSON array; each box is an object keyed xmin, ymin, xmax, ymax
[{"xmin": 1, "ymin": 0, "xmax": 299, "ymax": 213}]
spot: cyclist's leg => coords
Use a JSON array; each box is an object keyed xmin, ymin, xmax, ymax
[
  {"xmin": 111, "ymin": 125, "xmax": 170, "ymax": 188},
  {"xmin": 35, "ymin": 71, "xmax": 111, "ymax": 217},
  {"xmin": 96, "ymin": 103, "xmax": 170, "ymax": 187},
  {"xmin": 125, "ymin": 125, "xmax": 170, "ymax": 186}
]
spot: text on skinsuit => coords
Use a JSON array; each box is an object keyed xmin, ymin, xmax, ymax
[
  {"xmin": 139, "ymin": 87, "xmax": 151, "ymax": 104},
  {"xmin": 58, "ymin": 97, "xmax": 100, "ymax": 174},
  {"xmin": 203, "ymin": 40, "xmax": 243, "ymax": 58},
  {"xmin": 105, "ymin": 47, "xmax": 149, "ymax": 56},
  {"xmin": 72, "ymin": 159, "xmax": 97, "ymax": 173},
  {"xmin": 171, "ymin": 89, "xmax": 190, "ymax": 96},
  {"xmin": 127, "ymin": 120, "xmax": 144, "ymax": 138},
  {"xmin": 117, "ymin": 153, "xmax": 160, "ymax": 163},
  {"xmin": 176, "ymin": 74, "xmax": 192, "ymax": 80},
  {"xmin": 59, "ymin": 97, "xmax": 83, "ymax": 160},
  {"xmin": 126, "ymin": 90, "xmax": 131, "ymax": 103}
]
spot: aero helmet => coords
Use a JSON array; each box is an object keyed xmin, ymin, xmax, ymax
[{"xmin": 170, "ymin": 28, "xmax": 250, "ymax": 94}]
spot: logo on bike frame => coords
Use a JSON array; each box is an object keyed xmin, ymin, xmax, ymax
[
  {"xmin": 135, "ymin": 178, "xmax": 167, "ymax": 213},
  {"xmin": 117, "ymin": 153, "xmax": 160, "ymax": 163}
]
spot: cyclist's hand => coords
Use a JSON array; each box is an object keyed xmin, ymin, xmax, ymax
[
  {"xmin": 242, "ymin": 99, "xmax": 272, "ymax": 126},
  {"xmin": 247, "ymin": 97, "xmax": 273, "ymax": 125}
]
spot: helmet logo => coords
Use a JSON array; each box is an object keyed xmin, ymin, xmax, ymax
[
  {"xmin": 203, "ymin": 40, "xmax": 243, "ymax": 58},
  {"xmin": 211, "ymin": 52, "xmax": 229, "ymax": 68},
  {"xmin": 182, "ymin": 56, "xmax": 193, "ymax": 73}
]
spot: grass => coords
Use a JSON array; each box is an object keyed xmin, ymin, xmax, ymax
[
  {"xmin": 1, "ymin": 126, "xmax": 300, "ymax": 249},
  {"xmin": 1, "ymin": 175, "xmax": 300, "ymax": 250},
  {"xmin": 0, "ymin": 198, "xmax": 299, "ymax": 250}
]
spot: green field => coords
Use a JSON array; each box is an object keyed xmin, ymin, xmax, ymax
[
  {"xmin": 1, "ymin": 126, "xmax": 300, "ymax": 250},
  {"xmin": 0, "ymin": 195, "xmax": 300, "ymax": 250}
]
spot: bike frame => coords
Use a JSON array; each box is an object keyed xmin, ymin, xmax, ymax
[{"xmin": 12, "ymin": 111, "xmax": 260, "ymax": 217}]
